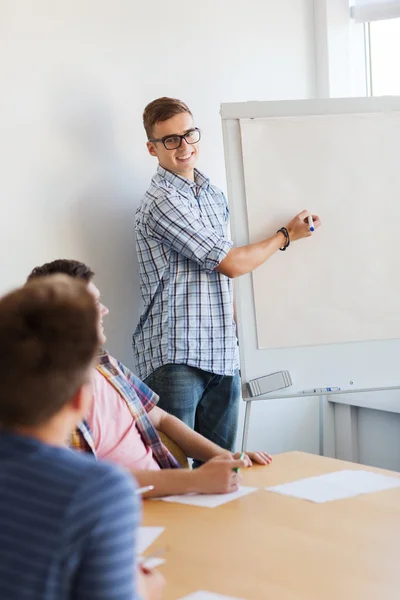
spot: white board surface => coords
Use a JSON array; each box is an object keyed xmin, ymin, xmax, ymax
[
  {"xmin": 221, "ymin": 98, "xmax": 400, "ymax": 394},
  {"xmin": 240, "ymin": 113, "xmax": 400, "ymax": 350}
]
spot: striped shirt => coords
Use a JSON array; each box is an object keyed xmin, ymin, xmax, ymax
[
  {"xmin": 71, "ymin": 350, "xmax": 181, "ymax": 470},
  {"xmin": 133, "ymin": 165, "xmax": 239, "ymax": 380},
  {"xmin": 0, "ymin": 431, "xmax": 141, "ymax": 600}
]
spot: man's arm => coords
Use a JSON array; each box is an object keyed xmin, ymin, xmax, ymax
[
  {"xmin": 149, "ymin": 406, "xmax": 229, "ymax": 462},
  {"xmin": 149, "ymin": 407, "xmax": 272, "ymax": 468},
  {"xmin": 216, "ymin": 210, "xmax": 321, "ymax": 279}
]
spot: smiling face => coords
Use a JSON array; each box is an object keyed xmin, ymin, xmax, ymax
[
  {"xmin": 86, "ymin": 282, "xmax": 108, "ymax": 346},
  {"xmin": 146, "ymin": 112, "xmax": 200, "ymax": 181}
]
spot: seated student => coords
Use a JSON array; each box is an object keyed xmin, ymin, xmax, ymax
[
  {"xmin": 28, "ymin": 260, "xmax": 272, "ymax": 497},
  {"xmin": 0, "ymin": 275, "xmax": 164, "ymax": 600}
]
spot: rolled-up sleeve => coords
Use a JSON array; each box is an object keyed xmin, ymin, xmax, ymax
[{"xmin": 146, "ymin": 195, "xmax": 232, "ymax": 272}]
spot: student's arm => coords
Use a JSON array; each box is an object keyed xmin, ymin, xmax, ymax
[
  {"xmin": 216, "ymin": 210, "xmax": 321, "ymax": 279},
  {"xmin": 69, "ymin": 465, "xmax": 143, "ymax": 600},
  {"xmin": 149, "ymin": 406, "xmax": 230, "ymax": 462},
  {"xmin": 132, "ymin": 456, "xmax": 246, "ymax": 498},
  {"xmin": 149, "ymin": 407, "xmax": 272, "ymax": 468}
]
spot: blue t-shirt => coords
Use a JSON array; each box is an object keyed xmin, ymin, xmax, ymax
[{"xmin": 0, "ymin": 431, "xmax": 141, "ymax": 600}]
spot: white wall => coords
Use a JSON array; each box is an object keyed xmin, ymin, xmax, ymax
[{"xmin": 0, "ymin": 0, "xmax": 316, "ymax": 369}]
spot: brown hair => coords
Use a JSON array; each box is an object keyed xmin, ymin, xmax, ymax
[
  {"xmin": 143, "ymin": 97, "xmax": 192, "ymax": 139},
  {"xmin": 28, "ymin": 259, "xmax": 94, "ymax": 283},
  {"xmin": 0, "ymin": 275, "xmax": 99, "ymax": 428}
]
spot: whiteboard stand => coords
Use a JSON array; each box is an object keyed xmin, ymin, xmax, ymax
[
  {"xmin": 319, "ymin": 395, "xmax": 327, "ymax": 456},
  {"xmin": 241, "ymin": 386, "xmax": 400, "ymax": 459}
]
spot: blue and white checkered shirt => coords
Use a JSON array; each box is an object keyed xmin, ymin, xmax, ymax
[{"xmin": 133, "ymin": 165, "xmax": 238, "ymax": 379}]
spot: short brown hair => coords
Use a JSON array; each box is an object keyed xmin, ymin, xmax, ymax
[
  {"xmin": 0, "ymin": 275, "xmax": 99, "ymax": 428},
  {"xmin": 28, "ymin": 259, "xmax": 94, "ymax": 283},
  {"xmin": 143, "ymin": 97, "xmax": 192, "ymax": 139}
]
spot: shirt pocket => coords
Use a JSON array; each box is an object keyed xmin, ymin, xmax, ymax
[{"xmin": 199, "ymin": 192, "xmax": 229, "ymax": 235}]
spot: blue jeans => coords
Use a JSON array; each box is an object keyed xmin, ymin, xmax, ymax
[{"xmin": 144, "ymin": 364, "xmax": 240, "ymax": 468}]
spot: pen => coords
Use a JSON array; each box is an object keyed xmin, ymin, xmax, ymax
[
  {"xmin": 234, "ymin": 452, "xmax": 245, "ymax": 473},
  {"xmin": 135, "ymin": 485, "xmax": 154, "ymax": 495},
  {"xmin": 308, "ymin": 214, "xmax": 315, "ymax": 232},
  {"xmin": 301, "ymin": 387, "xmax": 341, "ymax": 394}
]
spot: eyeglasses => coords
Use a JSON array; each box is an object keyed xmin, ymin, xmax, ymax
[{"xmin": 149, "ymin": 127, "xmax": 201, "ymax": 150}]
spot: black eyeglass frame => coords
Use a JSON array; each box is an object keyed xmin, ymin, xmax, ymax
[{"xmin": 148, "ymin": 127, "xmax": 201, "ymax": 150}]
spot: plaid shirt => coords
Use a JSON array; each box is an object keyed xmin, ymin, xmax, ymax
[
  {"xmin": 133, "ymin": 166, "xmax": 239, "ymax": 380},
  {"xmin": 71, "ymin": 351, "xmax": 181, "ymax": 470}
]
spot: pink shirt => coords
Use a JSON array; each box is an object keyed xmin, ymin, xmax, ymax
[{"xmin": 86, "ymin": 369, "xmax": 160, "ymax": 471}]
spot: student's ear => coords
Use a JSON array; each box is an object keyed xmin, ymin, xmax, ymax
[{"xmin": 147, "ymin": 141, "xmax": 158, "ymax": 157}]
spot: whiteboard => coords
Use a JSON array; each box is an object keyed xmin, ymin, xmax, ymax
[
  {"xmin": 221, "ymin": 97, "xmax": 400, "ymax": 395},
  {"xmin": 241, "ymin": 113, "xmax": 400, "ymax": 349}
]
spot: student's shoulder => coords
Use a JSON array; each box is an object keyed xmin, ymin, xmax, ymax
[
  {"xmin": 78, "ymin": 455, "xmax": 136, "ymax": 498},
  {"xmin": 106, "ymin": 354, "xmax": 156, "ymax": 407},
  {"xmin": 97, "ymin": 350, "xmax": 140, "ymax": 386},
  {"xmin": 44, "ymin": 444, "xmax": 135, "ymax": 495},
  {"xmin": 55, "ymin": 450, "xmax": 138, "ymax": 531}
]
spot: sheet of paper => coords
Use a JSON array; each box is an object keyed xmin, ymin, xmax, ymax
[
  {"xmin": 137, "ymin": 526, "xmax": 165, "ymax": 555},
  {"xmin": 178, "ymin": 592, "xmax": 246, "ymax": 600},
  {"xmin": 266, "ymin": 470, "xmax": 400, "ymax": 503},
  {"xmin": 159, "ymin": 486, "xmax": 258, "ymax": 508}
]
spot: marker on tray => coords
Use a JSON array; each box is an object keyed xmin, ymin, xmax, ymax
[{"xmin": 301, "ymin": 387, "xmax": 341, "ymax": 394}]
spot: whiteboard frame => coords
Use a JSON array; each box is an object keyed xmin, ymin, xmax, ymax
[{"xmin": 221, "ymin": 96, "xmax": 400, "ymax": 405}]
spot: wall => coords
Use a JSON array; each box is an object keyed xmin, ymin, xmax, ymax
[
  {"xmin": 358, "ymin": 408, "xmax": 400, "ymax": 472},
  {"xmin": 0, "ymin": 0, "xmax": 321, "ymax": 455},
  {"xmin": 0, "ymin": 0, "xmax": 316, "ymax": 370}
]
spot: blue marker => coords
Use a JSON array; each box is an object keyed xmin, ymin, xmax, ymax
[{"xmin": 308, "ymin": 215, "xmax": 315, "ymax": 232}]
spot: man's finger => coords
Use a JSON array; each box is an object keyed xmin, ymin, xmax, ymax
[
  {"xmin": 260, "ymin": 452, "xmax": 273, "ymax": 463},
  {"xmin": 297, "ymin": 209, "xmax": 310, "ymax": 220},
  {"xmin": 253, "ymin": 452, "xmax": 268, "ymax": 464},
  {"xmin": 312, "ymin": 215, "xmax": 321, "ymax": 228}
]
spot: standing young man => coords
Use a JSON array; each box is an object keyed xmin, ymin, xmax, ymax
[{"xmin": 134, "ymin": 97, "xmax": 321, "ymax": 460}]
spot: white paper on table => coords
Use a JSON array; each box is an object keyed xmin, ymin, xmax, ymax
[
  {"xmin": 159, "ymin": 486, "xmax": 258, "ymax": 508},
  {"xmin": 178, "ymin": 592, "xmax": 246, "ymax": 600},
  {"xmin": 265, "ymin": 470, "xmax": 400, "ymax": 503},
  {"xmin": 137, "ymin": 526, "xmax": 165, "ymax": 555}
]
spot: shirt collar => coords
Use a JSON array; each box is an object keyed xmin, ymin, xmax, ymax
[
  {"xmin": 157, "ymin": 165, "xmax": 210, "ymax": 193},
  {"xmin": 98, "ymin": 349, "xmax": 110, "ymax": 365}
]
